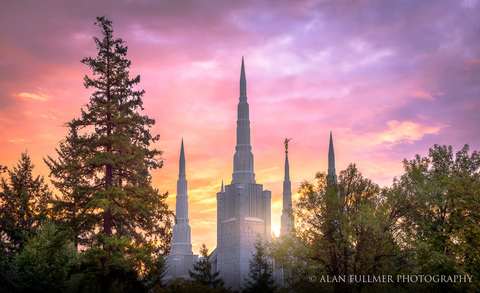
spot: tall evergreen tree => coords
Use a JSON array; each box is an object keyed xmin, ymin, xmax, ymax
[
  {"xmin": 243, "ymin": 239, "xmax": 276, "ymax": 293},
  {"xmin": 189, "ymin": 244, "xmax": 224, "ymax": 288},
  {"xmin": 46, "ymin": 16, "xmax": 173, "ymax": 292}
]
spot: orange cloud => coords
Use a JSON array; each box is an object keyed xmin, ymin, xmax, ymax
[{"xmin": 16, "ymin": 92, "xmax": 51, "ymax": 101}]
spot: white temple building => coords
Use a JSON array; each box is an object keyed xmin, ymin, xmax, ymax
[{"xmin": 165, "ymin": 58, "xmax": 337, "ymax": 290}]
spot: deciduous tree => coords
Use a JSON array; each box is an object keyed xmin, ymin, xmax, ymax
[
  {"xmin": 385, "ymin": 144, "xmax": 480, "ymax": 292},
  {"xmin": 293, "ymin": 165, "xmax": 407, "ymax": 292}
]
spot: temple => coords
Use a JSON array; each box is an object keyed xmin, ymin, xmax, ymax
[{"xmin": 165, "ymin": 59, "xmax": 337, "ymax": 291}]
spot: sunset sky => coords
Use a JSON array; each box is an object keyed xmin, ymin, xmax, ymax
[{"xmin": 1, "ymin": 0, "xmax": 479, "ymax": 251}]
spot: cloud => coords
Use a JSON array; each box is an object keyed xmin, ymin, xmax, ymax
[
  {"xmin": 7, "ymin": 138, "xmax": 29, "ymax": 144},
  {"xmin": 374, "ymin": 120, "xmax": 445, "ymax": 147},
  {"xmin": 16, "ymin": 92, "xmax": 51, "ymax": 101}
]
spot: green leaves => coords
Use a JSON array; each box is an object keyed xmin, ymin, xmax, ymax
[
  {"xmin": 15, "ymin": 222, "xmax": 80, "ymax": 293},
  {"xmin": 290, "ymin": 164, "xmax": 410, "ymax": 292},
  {"xmin": 386, "ymin": 144, "xmax": 480, "ymax": 291}
]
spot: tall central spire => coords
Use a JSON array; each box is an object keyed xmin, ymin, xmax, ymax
[{"xmin": 232, "ymin": 57, "xmax": 255, "ymax": 184}]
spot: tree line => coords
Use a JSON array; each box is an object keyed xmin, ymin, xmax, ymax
[
  {"xmin": 270, "ymin": 144, "xmax": 480, "ymax": 293},
  {"xmin": 1, "ymin": 16, "xmax": 479, "ymax": 293}
]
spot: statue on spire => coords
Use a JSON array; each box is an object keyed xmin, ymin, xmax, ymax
[{"xmin": 284, "ymin": 138, "xmax": 292, "ymax": 153}]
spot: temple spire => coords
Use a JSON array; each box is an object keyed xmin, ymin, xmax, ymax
[
  {"xmin": 280, "ymin": 139, "xmax": 294, "ymax": 236},
  {"xmin": 232, "ymin": 57, "xmax": 255, "ymax": 184},
  {"xmin": 240, "ymin": 56, "xmax": 246, "ymax": 98},
  {"xmin": 171, "ymin": 139, "xmax": 192, "ymax": 254},
  {"xmin": 179, "ymin": 138, "xmax": 185, "ymax": 177},
  {"xmin": 165, "ymin": 139, "xmax": 197, "ymax": 281},
  {"xmin": 328, "ymin": 131, "xmax": 337, "ymax": 182}
]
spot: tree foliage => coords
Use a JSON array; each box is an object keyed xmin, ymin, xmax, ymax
[
  {"xmin": 0, "ymin": 152, "xmax": 51, "ymax": 252},
  {"xmin": 15, "ymin": 221, "xmax": 80, "ymax": 293},
  {"xmin": 44, "ymin": 16, "xmax": 173, "ymax": 292},
  {"xmin": 189, "ymin": 244, "xmax": 224, "ymax": 288},
  {"xmin": 45, "ymin": 125, "xmax": 98, "ymax": 248},
  {"xmin": 384, "ymin": 144, "xmax": 480, "ymax": 292},
  {"xmin": 292, "ymin": 164, "xmax": 409, "ymax": 292},
  {"xmin": 243, "ymin": 239, "xmax": 276, "ymax": 293},
  {"xmin": 0, "ymin": 152, "xmax": 52, "ymax": 292},
  {"xmin": 154, "ymin": 278, "xmax": 232, "ymax": 293},
  {"xmin": 75, "ymin": 15, "xmax": 173, "ymax": 247}
]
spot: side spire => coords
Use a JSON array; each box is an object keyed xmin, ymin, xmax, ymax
[
  {"xmin": 165, "ymin": 139, "xmax": 197, "ymax": 281},
  {"xmin": 328, "ymin": 131, "xmax": 337, "ymax": 182},
  {"xmin": 171, "ymin": 139, "xmax": 192, "ymax": 254},
  {"xmin": 281, "ymin": 138, "xmax": 294, "ymax": 236},
  {"xmin": 232, "ymin": 57, "xmax": 255, "ymax": 184},
  {"xmin": 179, "ymin": 138, "xmax": 185, "ymax": 176}
]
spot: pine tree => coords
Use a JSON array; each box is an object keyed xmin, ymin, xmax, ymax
[
  {"xmin": 189, "ymin": 243, "xmax": 224, "ymax": 288},
  {"xmin": 243, "ymin": 239, "xmax": 276, "ymax": 293},
  {"xmin": 46, "ymin": 16, "xmax": 173, "ymax": 291},
  {"xmin": 0, "ymin": 152, "xmax": 51, "ymax": 292},
  {"xmin": 0, "ymin": 151, "xmax": 51, "ymax": 252}
]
